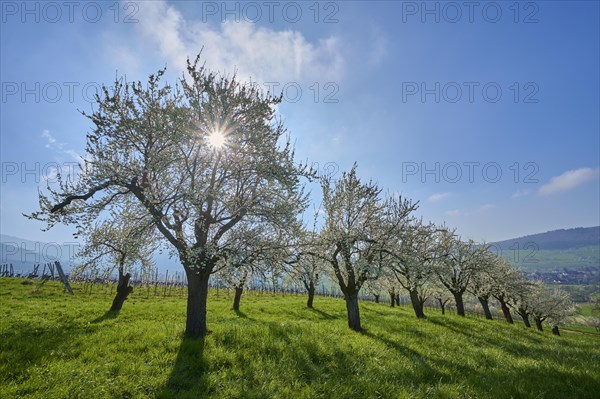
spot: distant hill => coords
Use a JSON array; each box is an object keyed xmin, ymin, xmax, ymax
[
  {"xmin": 0, "ymin": 234, "xmax": 180, "ymax": 276},
  {"xmin": 491, "ymin": 227, "xmax": 599, "ymax": 272},
  {"xmin": 492, "ymin": 226, "xmax": 599, "ymax": 250},
  {"xmin": 0, "ymin": 234, "xmax": 78, "ymax": 274}
]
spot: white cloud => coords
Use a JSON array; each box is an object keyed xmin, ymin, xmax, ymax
[
  {"xmin": 102, "ymin": 41, "xmax": 141, "ymax": 73},
  {"xmin": 134, "ymin": 1, "xmax": 344, "ymax": 85},
  {"xmin": 445, "ymin": 203, "xmax": 494, "ymax": 217},
  {"xmin": 511, "ymin": 189, "xmax": 530, "ymax": 199},
  {"xmin": 41, "ymin": 130, "xmax": 56, "ymax": 147},
  {"xmin": 538, "ymin": 167, "xmax": 600, "ymax": 195},
  {"xmin": 65, "ymin": 149, "xmax": 85, "ymax": 164},
  {"xmin": 428, "ymin": 192, "xmax": 451, "ymax": 202},
  {"xmin": 40, "ymin": 129, "xmax": 86, "ymax": 168}
]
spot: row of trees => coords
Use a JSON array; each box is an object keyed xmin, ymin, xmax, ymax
[
  {"xmin": 28, "ymin": 56, "xmax": 574, "ymax": 338},
  {"xmin": 280, "ymin": 165, "xmax": 573, "ymax": 334}
]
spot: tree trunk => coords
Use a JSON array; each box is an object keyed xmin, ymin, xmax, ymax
[
  {"xmin": 232, "ymin": 286, "xmax": 243, "ymax": 311},
  {"xmin": 498, "ymin": 298, "xmax": 514, "ymax": 324},
  {"xmin": 452, "ymin": 291, "xmax": 465, "ymax": 317},
  {"xmin": 552, "ymin": 325, "xmax": 560, "ymax": 336},
  {"xmin": 478, "ymin": 296, "xmax": 493, "ymax": 320},
  {"xmin": 185, "ymin": 269, "xmax": 210, "ymax": 338},
  {"xmin": 438, "ymin": 298, "xmax": 446, "ymax": 315},
  {"xmin": 345, "ymin": 294, "xmax": 362, "ymax": 331},
  {"xmin": 307, "ymin": 285, "xmax": 315, "ymax": 308},
  {"xmin": 518, "ymin": 308, "xmax": 531, "ymax": 327},
  {"xmin": 389, "ymin": 291, "xmax": 396, "ymax": 307},
  {"xmin": 409, "ymin": 289, "xmax": 426, "ymax": 318},
  {"xmin": 374, "ymin": 294, "xmax": 380, "ymax": 303},
  {"xmin": 396, "ymin": 294, "xmax": 400, "ymax": 306},
  {"xmin": 110, "ymin": 271, "xmax": 133, "ymax": 311},
  {"xmin": 534, "ymin": 317, "xmax": 544, "ymax": 331}
]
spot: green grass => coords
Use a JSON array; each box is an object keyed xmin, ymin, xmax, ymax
[
  {"xmin": 503, "ymin": 245, "xmax": 599, "ymax": 272},
  {"xmin": 577, "ymin": 303, "xmax": 600, "ymax": 318},
  {"xmin": 1, "ymin": 278, "xmax": 599, "ymax": 399}
]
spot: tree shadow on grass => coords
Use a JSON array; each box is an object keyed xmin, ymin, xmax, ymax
[
  {"xmin": 361, "ymin": 329, "xmax": 444, "ymax": 375},
  {"xmin": 233, "ymin": 309, "xmax": 248, "ymax": 318},
  {"xmin": 156, "ymin": 320, "xmax": 362, "ymax": 398},
  {"xmin": 0, "ymin": 321, "xmax": 88, "ymax": 384},
  {"xmin": 426, "ymin": 316, "xmax": 547, "ymax": 358},
  {"xmin": 91, "ymin": 309, "xmax": 120, "ymax": 323},
  {"xmin": 308, "ymin": 307, "xmax": 337, "ymax": 320},
  {"xmin": 156, "ymin": 336, "xmax": 209, "ymax": 399}
]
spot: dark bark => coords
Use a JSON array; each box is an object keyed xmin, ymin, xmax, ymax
[
  {"xmin": 395, "ymin": 294, "xmax": 400, "ymax": 306},
  {"xmin": 518, "ymin": 308, "xmax": 531, "ymax": 327},
  {"xmin": 374, "ymin": 294, "xmax": 380, "ymax": 303},
  {"xmin": 232, "ymin": 286, "xmax": 243, "ymax": 311},
  {"xmin": 534, "ymin": 317, "xmax": 544, "ymax": 331},
  {"xmin": 185, "ymin": 269, "xmax": 210, "ymax": 337},
  {"xmin": 552, "ymin": 325, "xmax": 560, "ymax": 336},
  {"xmin": 110, "ymin": 271, "xmax": 133, "ymax": 311},
  {"xmin": 478, "ymin": 296, "xmax": 493, "ymax": 320},
  {"xmin": 409, "ymin": 289, "xmax": 426, "ymax": 318},
  {"xmin": 232, "ymin": 270, "xmax": 248, "ymax": 311},
  {"xmin": 498, "ymin": 298, "xmax": 514, "ymax": 324},
  {"xmin": 50, "ymin": 180, "xmax": 113, "ymax": 213},
  {"xmin": 452, "ymin": 291, "xmax": 466, "ymax": 317},
  {"xmin": 345, "ymin": 294, "xmax": 362, "ymax": 331},
  {"xmin": 389, "ymin": 291, "xmax": 396, "ymax": 307},
  {"xmin": 307, "ymin": 284, "xmax": 315, "ymax": 308},
  {"xmin": 438, "ymin": 298, "xmax": 447, "ymax": 315}
]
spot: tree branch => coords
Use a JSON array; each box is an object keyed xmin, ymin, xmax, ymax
[{"xmin": 50, "ymin": 181, "xmax": 113, "ymax": 213}]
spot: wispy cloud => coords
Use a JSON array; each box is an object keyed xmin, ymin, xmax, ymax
[
  {"xmin": 41, "ymin": 130, "xmax": 56, "ymax": 147},
  {"xmin": 446, "ymin": 209, "xmax": 460, "ymax": 217},
  {"xmin": 40, "ymin": 130, "xmax": 85, "ymax": 165},
  {"xmin": 445, "ymin": 203, "xmax": 495, "ymax": 218},
  {"xmin": 538, "ymin": 167, "xmax": 599, "ymax": 195},
  {"xmin": 428, "ymin": 192, "xmax": 451, "ymax": 203},
  {"xmin": 511, "ymin": 189, "xmax": 530, "ymax": 199},
  {"xmin": 134, "ymin": 1, "xmax": 344, "ymax": 85}
]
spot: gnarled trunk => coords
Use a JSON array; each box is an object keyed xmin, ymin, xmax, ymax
[
  {"xmin": 452, "ymin": 291, "xmax": 465, "ymax": 317},
  {"xmin": 498, "ymin": 298, "xmax": 513, "ymax": 324},
  {"xmin": 232, "ymin": 270, "xmax": 248, "ymax": 312},
  {"xmin": 518, "ymin": 308, "xmax": 531, "ymax": 327},
  {"xmin": 534, "ymin": 317, "xmax": 544, "ymax": 331},
  {"xmin": 307, "ymin": 283, "xmax": 315, "ymax": 308},
  {"xmin": 374, "ymin": 294, "xmax": 380, "ymax": 303},
  {"xmin": 345, "ymin": 294, "xmax": 362, "ymax": 331},
  {"xmin": 478, "ymin": 296, "xmax": 493, "ymax": 320},
  {"xmin": 409, "ymin": 289, "xmax": 426, "ymax": 318},
  {"xmin": 110, "ymin": 270, "xmax": 133, "ymax": 311},
  {"xmin": 185, "ymin": 268, "xmax": 210, "ymax": 338},
  {"xmin": 232, "ymin": 286, "xmax": 243, "ymax": 311}
]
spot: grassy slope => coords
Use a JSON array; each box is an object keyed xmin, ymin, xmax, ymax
[{"xmin": 1, "ymin": 278, "xmax": 599, "ymax": 399}]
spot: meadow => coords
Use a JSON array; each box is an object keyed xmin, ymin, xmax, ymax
[{"xmin": 1, "ymin": 278, "xmax": 599, "ymax": 399}]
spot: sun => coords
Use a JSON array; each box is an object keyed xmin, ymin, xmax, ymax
[{"xmin": 207, "ymin": 130, "xmax": 226, "ymax": 149}]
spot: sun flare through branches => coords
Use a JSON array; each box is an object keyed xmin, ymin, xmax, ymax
[{"xmin": 207, "ymin": 129, "xmax": 227, "ymax": 149}]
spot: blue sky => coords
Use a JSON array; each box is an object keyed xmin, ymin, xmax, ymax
[{"xmin": 1, "ymin": 0, "xmax": 599, "ymax": 246}]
